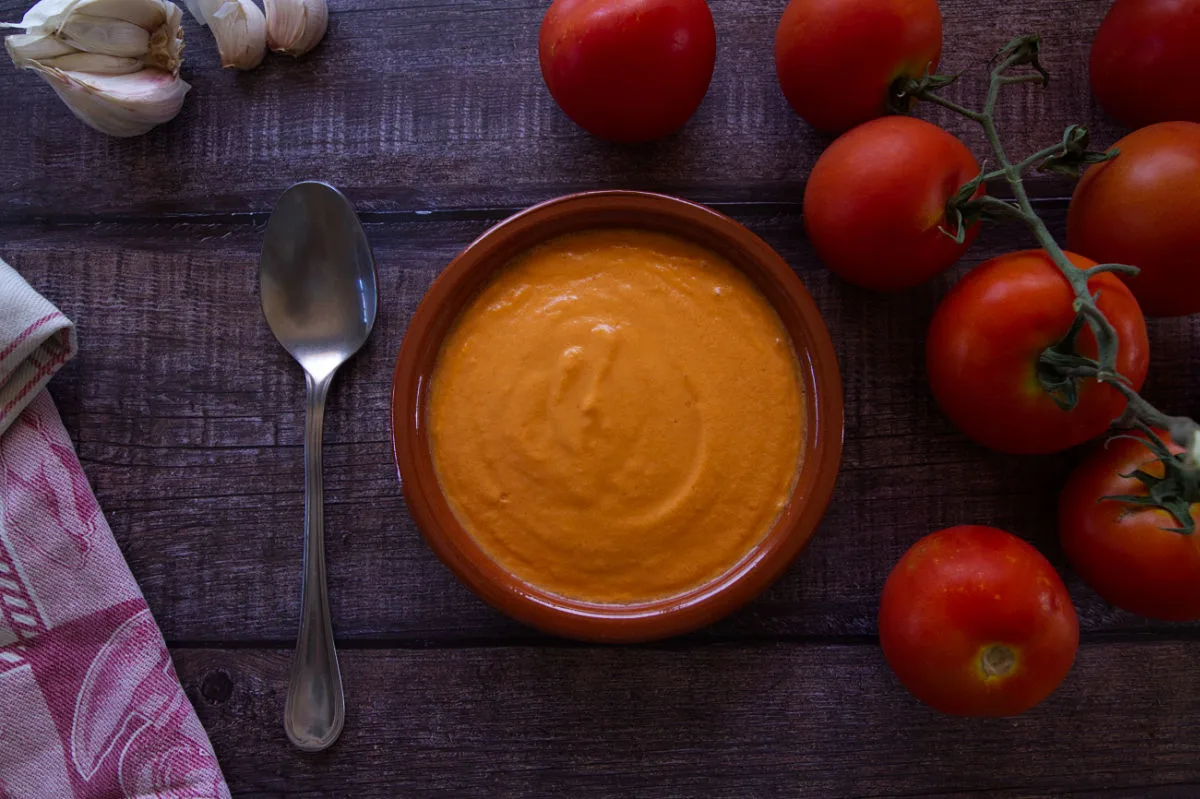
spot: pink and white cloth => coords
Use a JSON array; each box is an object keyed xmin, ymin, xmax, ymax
[{"xmin": 0, "ymin": 260, "xmax": 230, "ymax": 798}]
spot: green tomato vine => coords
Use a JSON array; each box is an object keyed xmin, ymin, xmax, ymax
[{"xmin": 896, "ymin": 35, "xmax": 1200, "ymax": 533}]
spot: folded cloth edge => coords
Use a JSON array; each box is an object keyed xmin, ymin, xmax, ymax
[{"xmin": 0, "ymin": 259, "xmax": 78, "ymax": 437}]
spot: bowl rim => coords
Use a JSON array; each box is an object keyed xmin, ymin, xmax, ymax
[{"xmin": 391, "ymin": 190, "xmax": 843, "ymax": 643}]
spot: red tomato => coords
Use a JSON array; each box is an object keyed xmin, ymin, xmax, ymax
[
  {"xmin": 803, "ymin": 116, "xmax": 982, "ymax": 291},
  {"xmin": 879, "ymin": 525, "xmax": 1079, "ymax": 717},
  {"xmin": 926, "ymin": 250, "xmax": 1149, "ymax": 454},
  {"xmin": 1089, "ymin": 0, "xmax": 1200, "ymax": 129},
  {"xmin": 1059, "ymin": 431, "xmax": 1200, "ymax": 621},
  {"xmin": 538, "ymin": 0, "xmax": 716, "ymax": 142},
  {"xmin": 775, "ymin": 0, "xmax": 942, "ymax": 133},
  {"xmin": 1067, "ymin": 122, "xmax": 1200, "ymax": 318}
]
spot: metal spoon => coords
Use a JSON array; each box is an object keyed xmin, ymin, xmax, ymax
[{"xmin": 260, "ymin": 181, "xmax": 377, "ymax": 752}]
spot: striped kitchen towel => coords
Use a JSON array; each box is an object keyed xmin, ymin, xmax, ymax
[{"xmin": 0, "ymin": 258, "xmax": 231, "ymax": 798}]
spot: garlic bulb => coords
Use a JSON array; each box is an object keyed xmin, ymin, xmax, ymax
[
  {"xmin": 264, "ymin": 0, "xmax": 324, "ymax": 57},
  {"xmin": 185, "ymin": 0, "xmax": 265, "ymax": 70},
  {"xmin": 2, "ymin": 0, "xmax": 189, "ymax": 137}
]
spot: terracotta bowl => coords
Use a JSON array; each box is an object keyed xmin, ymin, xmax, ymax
[{"xmin": 391, "ymin": 191, "xmax": 843, "ymax": 643}]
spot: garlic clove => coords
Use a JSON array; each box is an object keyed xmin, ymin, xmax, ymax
[
  {"xmin": 5, "ymin": 0, "xmax": 160, "ymax": 33},
  {"xmin": 208, "ymin": 0, "xmax": 264, "ymax": 70},
  {"xmin": 264, "ymin": 0, "xmax": 324, "ymax": 57},
  {"xmin": 56, "ymin": 13, "xmax": 151, "ymax": 57},
  {"xmin": 7, "ymin": 0, "xmax": 166, "ymax": 36},
  {"xmin": 30, "ymin": 64, "xmax": 189, "ymax": 136},
  {"xmin": 68, "ymin": 0, "xmax": 167, "ymax": 30},
  {"xmin": 41, "ymin": 50, "xmax": 143, "ymax": 72},
  {"xmin": 4, "ymin": 31, "xmax": 78, "ymax": 62}
]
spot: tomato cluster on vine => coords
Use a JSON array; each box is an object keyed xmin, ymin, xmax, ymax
[{"xmin": 534, "ymin": 0, "xmax": 1200, "ymax": 718}]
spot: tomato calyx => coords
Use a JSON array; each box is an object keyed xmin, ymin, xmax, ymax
[
  {"xmin": 1102, "ymin": 427, "xmax": 1200, "ymax": 535},
  {"xmin": 939, "ymin": 168, "xmax": 989, "ymax": 244},
  {"xmin": 1038, "ymin": 125, "xmax": 1119, "ymax": 179},
  {"xmin": 1036, "ymin": 312, "xmax": 1103, "ymax": 411},
  {"xmin": 1035, "ymin": 300, "xmax": 1136, "ymax": 413},
  {"xmin": 994, "ymin": 35, "xmax": 1049, "ymax": 87},
  {"xmin": 1034, "ymin": 264, "xmax": 1142, "ymax": 412},
  {"xmin": 887, "ymin": 67, "xmax": 958, "ymax": 117}
]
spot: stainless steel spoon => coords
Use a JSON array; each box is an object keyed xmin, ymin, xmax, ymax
[{"xmin": 260, "ymin": 181, "xmax": 377, "ymax": 752}]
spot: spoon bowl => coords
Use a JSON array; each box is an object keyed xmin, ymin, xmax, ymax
[
  {"xmin": 261, "ymin": 182, "xmax": 377, "ymax": 374},
  {"xmin": 261, "ymin": 180, "xmax": 377, "ymax": 752}
]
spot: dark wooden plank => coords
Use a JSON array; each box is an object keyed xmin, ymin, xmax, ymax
[
  {"xmin": 175, "ymin": 641, "xmax": 1200, "ymax": 797},
  {"xmin": 6, "ymin": 205, "xmax": 1200, "ymax": 644},
  {"xmin": 0, "ymin": 0, "xmax": 1124, "ymax": 219}
]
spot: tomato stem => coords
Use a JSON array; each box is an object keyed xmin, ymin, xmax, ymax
[
  {"xmin": 913, "ymin": 34, "xmax": 1200, "ymax": 527},
  {"xmin": 910, "ymin": 90, "xmax": 982, "ymax": 123},
  {"xmin": 1081, "ymin": 263, "xmax": 1140, "ymax": 279}
]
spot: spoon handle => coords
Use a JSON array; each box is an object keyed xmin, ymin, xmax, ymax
[{"xmin": 284, "ymin": 369, "xmax": 346, "ymax": 752}]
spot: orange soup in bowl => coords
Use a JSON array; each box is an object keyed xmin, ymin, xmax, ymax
[{"xmin": 428, "ymin": 228, "xmax": 805, "ymax": 604}]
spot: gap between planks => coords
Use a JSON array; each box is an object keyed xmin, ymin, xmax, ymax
[
  {"xmin": 163, "ymin": 627, "xmax": 1200, "ymax": 651},
  {"xmin": 0, "ymin": 197, "xmax": 1075, "ymax": 230}
]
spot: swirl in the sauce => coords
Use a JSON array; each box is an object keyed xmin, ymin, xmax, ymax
[{"xmin": 429, "ymin": 229, "xmax": 804, "ymax": 604}]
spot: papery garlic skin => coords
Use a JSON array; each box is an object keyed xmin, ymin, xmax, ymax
[
  {"xmin": 2, "ymin": 0, "xmax": 189, "ymax": 136},
  {"xmin": 264, "ymin": 0, "xmax": 324, "ymax": 57},
  {"xmin": 185, "ymin": 0, "xmax": 265, "ymax": 70}
]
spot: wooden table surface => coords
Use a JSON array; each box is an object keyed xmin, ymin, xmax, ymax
[{"xmin": 3, "ymin": 0, "xmax": 1199, "ymax": 796}]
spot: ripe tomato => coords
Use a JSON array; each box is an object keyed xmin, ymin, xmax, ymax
[
  {"xmin": 1059, "ymin": 431, "xmax": 1200, "ymax": 621},
  {"xmin": 775, "ymin": 0, "xmax": 942, "ymax": 133},
  {"xmin": 927, "ymin": 250, "xmax": 1149, "ymax": 454},
  {"xmin": 1067, "ymin": 122, "xmax": 1200, "ymax": 318},
  {"xmin": 1089, "ymin": 0, "xmax": 1200, "ymax": 128},
  {"xmin": 879, "ymin": 525, "xmax": 1079, "ymax": 717},
  {"xmin": 803, "ymin": 116, "xmax": 982, "ymax": 291},
  {"xmin": 538, "ymin": 0, "xmax": 716, "ymax": 143}
]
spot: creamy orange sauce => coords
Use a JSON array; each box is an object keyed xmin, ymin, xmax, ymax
[{"xmin": 428, "ymin": 229, "xmax": 805, "ymax": 604}]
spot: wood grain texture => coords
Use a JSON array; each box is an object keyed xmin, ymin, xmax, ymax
[
  {"xmin": 7, "ymin": 206, "xmax": 1200, "ymax": 645},
  {"xmin": 4, "ymin": 1, "xmax": 1199, "ymax": 793},
  {"xmin": 0, "ymin": 0, "xmax": 1125, "ymax": 219},
  {"xmin": 175, "ymin": 641, "xmax": 1200, "ymax": 797}
]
